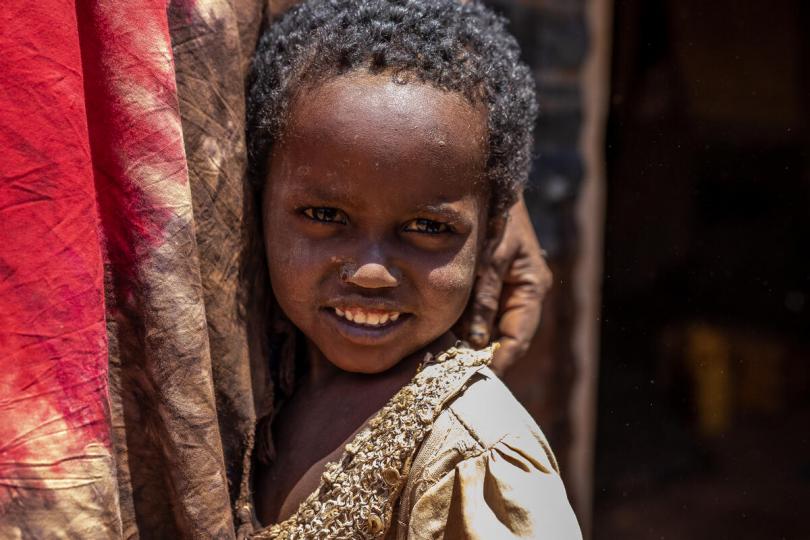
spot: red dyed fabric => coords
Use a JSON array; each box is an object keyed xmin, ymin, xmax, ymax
[
  {"xmin": 0, "ymin": 0, "xmax": 265, "ymax": 537},
  {"xmin": 0, "ymin": 1, "xmax": 120, "ymax": 536}
]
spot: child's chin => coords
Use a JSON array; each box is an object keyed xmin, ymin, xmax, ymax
[
  {"xmin": 326, "ymin": 352, "xmax": 402, "ymax": 375},
  {"xmin": 318, "ymin": 333, "xmax": 425, "ymax": 375}
]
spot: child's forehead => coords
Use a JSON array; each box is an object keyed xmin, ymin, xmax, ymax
[
  {"xmin": 268, "ymin": 72, "xmax": 491, "ymax": 209},
  {"xmin": 284, "ymin": 71, "xmax": 488, "ymax": 160}
]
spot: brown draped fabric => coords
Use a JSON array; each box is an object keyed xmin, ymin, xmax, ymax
[{"xmin": 118, "ymin": 1, "xmax": 280, "ymax": 537}]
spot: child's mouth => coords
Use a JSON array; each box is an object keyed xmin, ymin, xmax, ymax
[
  {"xmin": 331, "ymin": 306, "xmax": 401, "ymax": 328},
  {"xmin": 321, "ymin": 303, "xmax": 412, "ymax": 346}
]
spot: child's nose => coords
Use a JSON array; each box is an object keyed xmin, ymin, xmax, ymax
[{"xmin": 340, "ymin": 261, "xmax": 399, "ymax": 289}]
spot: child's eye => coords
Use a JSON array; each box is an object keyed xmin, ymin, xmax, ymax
[
  {"xmin": 403, "ymin": 218, "xmax": 452, "ymax": 235},
  {"xmin": 302, "ymin": 207, "xmax": 348, "ymax": 224}
]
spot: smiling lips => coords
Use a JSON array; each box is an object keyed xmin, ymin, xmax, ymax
[{"xmin": 333, "ymin": 306, "xmax": 401, "ymax": 327}]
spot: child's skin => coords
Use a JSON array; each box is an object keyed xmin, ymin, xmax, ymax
[{"xmin": 255, "ymin": 71, "xmax": 498, "ymax": 524}]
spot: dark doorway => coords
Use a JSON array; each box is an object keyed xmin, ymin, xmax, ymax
[{"xmin": 595, "ymin": 1, "xmax": 810, "ymax": 538}]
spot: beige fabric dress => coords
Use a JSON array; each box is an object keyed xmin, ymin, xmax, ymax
[
  {"xmin": 249, "ymin": 346, "xmax": 582, "ymax": 539},
  {"xmin": 393, "ymin": 365, "xmax": 581, "ymax": 539}
]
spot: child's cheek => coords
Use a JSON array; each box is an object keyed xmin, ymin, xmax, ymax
[
  {"xmin": 425, "ymin": 245, "xmax": 478, "ymax": 309},
  {"xmin": 267, "ymin": 229, "xmax": 323, "ymax": 313}
]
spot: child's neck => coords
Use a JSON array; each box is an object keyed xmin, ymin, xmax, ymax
[{"xmin": 303, "ymin": 331, "xmax": 459, "ymax": 389}]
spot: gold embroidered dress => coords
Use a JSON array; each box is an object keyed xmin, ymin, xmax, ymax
[{"xmin": 244, "ymin": 346, "xmax": 582, "ymax": 539}]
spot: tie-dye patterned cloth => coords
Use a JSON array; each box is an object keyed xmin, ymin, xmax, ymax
[{"xmin": 1, "ymin": 1, "xmax": 276, "ymax": 537}]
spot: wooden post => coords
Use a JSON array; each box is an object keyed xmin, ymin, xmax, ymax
[{"xmin": 570, "ymin": 0, "xmax": 612, "ymax": 537}]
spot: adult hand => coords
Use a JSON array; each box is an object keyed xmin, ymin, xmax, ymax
[{"xmin": 464, "ymin": 196, "xmax": 552, "ymax": 375}]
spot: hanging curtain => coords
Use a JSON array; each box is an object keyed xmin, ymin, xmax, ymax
[{"xmin": 0, "ymin": 1, "xmax": 273, "ymax": 537}]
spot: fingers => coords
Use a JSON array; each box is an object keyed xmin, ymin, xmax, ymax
[
  {"xmin": 467, "ymin": 256, "xmax": 508, "ymax": 348},
  {"xmin": 492, "ymin": 336, "xmax": 524, "ymax": 377},
  {"xmin": 490, "ymin": 276, "xmax": 546, "ymax": 374},
  {"xmin": 463, "ymin": 196, "xmax": 553, "ymax": 375},
  {"xmin": 489, "ymin": 200, "xmax": 552, "ymax": 373}
]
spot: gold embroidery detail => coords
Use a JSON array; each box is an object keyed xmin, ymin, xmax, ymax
[
  {"xmin": 367, "ymin": 513, "xmax": 383, "ymax": 534},
  {"xmin": 250, "ymin": 346, "xmax": 493, "ymax": 539},
  {"xmin": 381, "ymin": 467, "xmax": 400, "ymax": 486}
]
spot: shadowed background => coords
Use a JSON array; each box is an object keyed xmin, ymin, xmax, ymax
[{"xmin": 490, "ymin": 1, "xmax": 810, "ymax": 538}]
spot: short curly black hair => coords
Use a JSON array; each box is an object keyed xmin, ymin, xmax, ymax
[{"xmin": 247, "ymin": 0, "xmax": 537, "ymax": 219}]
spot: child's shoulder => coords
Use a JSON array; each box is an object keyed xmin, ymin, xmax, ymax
[
  {"xmin": 396, "ymin": 347, "xmax": 582, "ymax": 539},
  {"xmin": 443, "ymin": 364, "xmax": 559, "ymax": 467},
  {"xmin": 415, "ymin": 349, "xmax": 560, "ymax": 476},
  {"xmin": 422, "ymin": 345, "xmax": 556, "ymax": 465}
]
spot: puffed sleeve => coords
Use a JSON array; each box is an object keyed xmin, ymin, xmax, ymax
[{"xmin": 406, "ymin": 433, "xmax": 582, "ymax": 539}]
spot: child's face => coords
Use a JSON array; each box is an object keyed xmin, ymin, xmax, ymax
[{"xmin": 263, "ymin": 72, "xmax": 489, "ymax": 374}]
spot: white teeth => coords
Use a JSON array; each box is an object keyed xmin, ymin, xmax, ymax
[{"xmin": 333, "ymin": 308, "xmax": 402, "ymax": 327}]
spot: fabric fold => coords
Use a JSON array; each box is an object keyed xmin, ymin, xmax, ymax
[{"xmin": 0, "ymin": 1, "xmax": 120, "ymax": 537}]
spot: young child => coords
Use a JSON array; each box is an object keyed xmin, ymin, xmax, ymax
[{"xmin": 242, "ymin": 0, "xmax": 582, "ymax": 537}]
